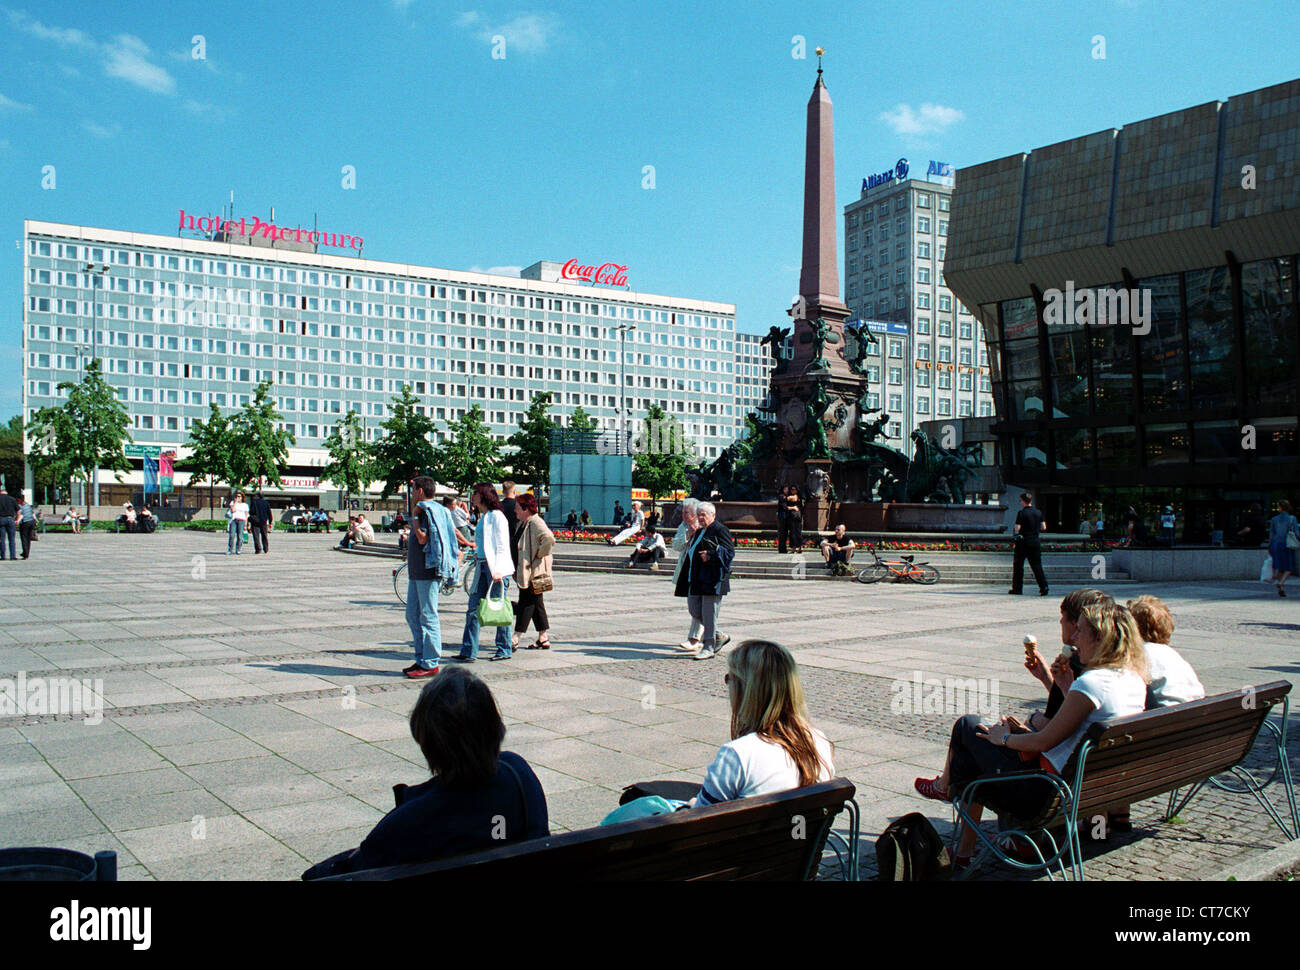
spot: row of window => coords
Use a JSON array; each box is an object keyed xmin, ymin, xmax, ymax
[{"xmin": 31, "ymin": 241, "xmax": 726, "ymax": 325}]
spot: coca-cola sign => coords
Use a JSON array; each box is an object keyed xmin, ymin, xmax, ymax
[{"xmin": 561, "ymin": 259, "xmax": 629, "ymax": 287}]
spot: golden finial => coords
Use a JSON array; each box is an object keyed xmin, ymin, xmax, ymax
[{"xmin": 816, "ymin": 47, "xmax": 825, "ymax": 76}]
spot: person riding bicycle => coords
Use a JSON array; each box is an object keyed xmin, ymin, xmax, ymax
[{"xmin": 820, "ymin": 524, "xmax": 855, "ymax": 575}]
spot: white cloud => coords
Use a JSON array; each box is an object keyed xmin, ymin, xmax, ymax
[
  {"xmin": 4, "ymin": 8, "xmax": 95, "ymax": 48},
  {"xmin": 466, "ymin": 265, "xmax": 522, "ymax": 277},
  {"xmin": 82, "ymin": 120, "xmax": 121, "ymax": 138},
  {"xmin": 0, "ymin": 92, "xmax": 33, "ymax": 111},
  {"xmin": 103, "ymin": 34, "xmax": 175, "ymax": 94},
  {"xmin": 455, "ymin": 10, "xmax": 559, "ymax": 54},
  {"xmin": 878, "ymin": 102, "xmax": 965, "ymax": 137}
]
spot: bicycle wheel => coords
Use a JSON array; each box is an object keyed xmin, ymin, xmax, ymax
[
  {"xmin": 393, "ymin": 563, "xmax": 407, "ymax": 604},
  {"xmin": 910, "ymin": 564, "xmax": 941, "ymax": 585},
  {"xmin": 856, "ymin": 564, "xmax": 889, "ymax": 584},
  {"xmin": 462, "ymin": 561, "xmax": 477, "ymax": 595}
]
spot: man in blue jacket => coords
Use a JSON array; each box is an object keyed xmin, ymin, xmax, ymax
[{"xmin": 404, "ymin": 476, "xmax": 460, "ymax": 679}]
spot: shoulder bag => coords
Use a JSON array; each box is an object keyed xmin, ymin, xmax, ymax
[{"xmin": 477, "ymin": 579, "xmax": 514, "ymax": 626}]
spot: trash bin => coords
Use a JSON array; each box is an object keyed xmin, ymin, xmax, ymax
[{"xmin": 0, "ymin": 847, "xmax": 117, "ymax": 881}]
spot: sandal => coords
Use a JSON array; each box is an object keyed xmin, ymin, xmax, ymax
[
  {"xmin": 914, "ymin": 776, "xmax": 951, "ymax": 802},
  {"xmin": 526, "ymin": 637, "xmax": 551, "ymax": 650}
]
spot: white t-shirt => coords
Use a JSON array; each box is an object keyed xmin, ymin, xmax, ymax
[
  {"xmin": 696, "ymin": 728, "xmax": 834, "ymax": 806},
  {"xmin": 1045, "ymin": 667, "xmax": 1147, "ymax": 772},
  {"xmin": 1143, "ymin": 642, "xmax": 1205, "ymax": 708},
  {"xmin": 230, "ymin": 501, "xmax": 249, "ymax": 522}
]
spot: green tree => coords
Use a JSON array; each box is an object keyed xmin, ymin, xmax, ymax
[
  {"xmin": 227, "ymin": 381, "xmax": 295, "ymax": 490},
  {"xmin": 434, "ymin": 404, "xmax": 506, "ymax": 494},
  {"xmin": 0, "ymin": 415, "xmax": 25, "ymax": 494},
  {"xmin": 505, "ymin": 392, "xmax": 556, "ymax": 490},
  {"xmin": 568, "ymin": 406, "xmax": 597, "ymax": 432},
  {"xmin": 27, "ymin": 359, "xmax": 132, "ymax": 516},
  {"xmin": 321, "ymin": 409, "xmax": 373, "ymax": 501},
  {"xmin": 632, "ymin": 403, "xmax": 695, "ymax": 507},
  {"xmin": 178, "ymin": 403, "xmax": 236, "ymax": 519},
  {"xmin": 369, "ymin": 385, "xmax": 438, "ymax": 499}
]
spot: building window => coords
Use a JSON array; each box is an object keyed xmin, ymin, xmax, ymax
[
  {"xmin": 939, "ymin": 294, "xmax": 952, "ymax": 312},
  {"xmin": 916, "ymin": 317, "xmax": 931, "ymax": 334},
  {"xmin": 960, "ymin": 372, "xmax": 973, "ymax": 390},
  {"xmin": 917, "ymin": 193, "xmax": 931, "ymax": 209},
  {"xmin": 917, "ymin": 396, "xmax": 930, "ymax": 413},
  {"xmin": 939, "ymin": 220, "xmax": 948, "ymax": 236},
  {"xmin": 888, "ymin": 367, "xmax": 903, "ymax": 385},
  {"xmin": 918, "ymin": 216, "xmax": 931, "ymax": 233},
  {"xmin": 959, "ymin": 320, "xmax": 973, "ymax": 339},
  {"xmin": 917, "ymin": 293, "xmax": 931, "ymax": 309},
  {"xmin": 938, "ymin": 318, "xmax": 952, "ymax": 336},
  {"xmin": 888, "ymin": 340, "xmax": 903, "ymax": 358},
  {"xmin": 889, "ymin": 393, "xmax": 903, "ymax": 410},
  {"xmin": 863, "ymin": 230, "xmax": 873, "ymax": 246},
  {"xmin": 918, "ymin": 241, "xmax": 930, "ymax": 259},
  {"xmin": 918, "ymin": 267, "xmax": 931, "ymax": 284},
  {"xmin": 938, "ymin": 197, "xmax": 951, "ymax": 212},
  {"xmin": 917, "ymin": 344, "xmax": 931, "ymax": 360},
  {"xmin": 937, "ymin": 398, "xmax": 952, "ymax": 416},
  {"xmin": 938, "ymin": 346, "xmax": 953, "ymax": 362},
  {"xmin": 959, "ymin": 347, "xmax": 973, "ymax": 365},
  {"xmin": 916, "ymin": 370, "xmax": 930, "ymax": 388},
  {"xmin": 878, "ymin": 203, "xmax": 888, "ymax": 217}
]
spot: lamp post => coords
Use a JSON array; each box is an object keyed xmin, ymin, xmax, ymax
[
  {"xmin": 615, "ymin": 324, "xmax": 636, "ymax": 455},
  {"xmin": 84, "ymin": 263, "xmax": 109, "ymax": 510}
]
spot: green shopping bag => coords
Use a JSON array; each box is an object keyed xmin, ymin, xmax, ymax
[{"xmin": 477, "ymin": 579, "xmax": 514, "ymax": 627}]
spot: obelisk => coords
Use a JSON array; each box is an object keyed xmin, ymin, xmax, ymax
[{"xmin": 789, "ymin": 50, "xmax": 851, "ymax": 374}]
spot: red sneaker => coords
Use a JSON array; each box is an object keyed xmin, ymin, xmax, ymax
[
  {"xmin": 404, "ymin": 665, "xmax": 439, "ymax": 678},
  {"xmin": 914, "ymin": 776, "xmax": 951, "ymax": 801}
]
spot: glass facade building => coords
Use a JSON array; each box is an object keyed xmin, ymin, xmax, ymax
[
  {"xmin": 946, "ymin": 79, "xmax": 1300, "ymax": 537},
  {"xmin": 22, "ymin": 220, "xmax": 741, "ymax": 498}
]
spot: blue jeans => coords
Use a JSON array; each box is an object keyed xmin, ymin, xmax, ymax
[
  {"xmin": 461, "ymin": 563, "xmax": 512, "ymax": 658},
  {"xmin": 406, "ymin": 578, "xmax": 442, "ymax": 669},
  {"xmin": 227, "ymin": 519, "xmax": 244, "ymax": 554},
  {"xmin": 0, "ymin": 517, "xmax": 14, "ymax": 559}
]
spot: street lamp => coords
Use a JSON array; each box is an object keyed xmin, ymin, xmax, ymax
[
  {"xmin": 84, "ymin": 263, "xmax": 109, "ymax": 509},
  {"xmin": 615, "ymin": 324, "xmax": 636, "ymax": 455}
]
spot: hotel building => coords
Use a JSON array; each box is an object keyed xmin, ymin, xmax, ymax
[{"xmin": 22, "ymin": 219, "xmax": 740, "ymax": 502}]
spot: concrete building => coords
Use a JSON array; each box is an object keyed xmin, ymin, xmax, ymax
[
  {"xmin": 22, "ymin": 219, "xmax": 740, "ymax": 503},
  {"xmin": 842, "ymin": 161, "xmax": 996, "ymax": 444}
]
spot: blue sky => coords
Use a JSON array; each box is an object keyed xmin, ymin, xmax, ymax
[{"xmin": 2, "ymin": 0, "xmax": 1298, "ymax": 419}]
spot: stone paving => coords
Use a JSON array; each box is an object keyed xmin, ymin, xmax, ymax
[{"xmin": 0, "ymin": 530, "xmax": 1296, "ymax": 881}]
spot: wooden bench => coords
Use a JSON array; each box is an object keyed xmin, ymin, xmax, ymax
[
  {"xmin": 953, "ymin": 681, "xmax": 1298, "ymax": 880},
  {"xmin": 318, "ymin": 778, "xmax": 859, "ymax": 881}
]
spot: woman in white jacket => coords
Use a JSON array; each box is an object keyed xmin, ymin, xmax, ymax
[{"xmin": 456, "ymin": 483, "xmax": 517, "ymax": 662}]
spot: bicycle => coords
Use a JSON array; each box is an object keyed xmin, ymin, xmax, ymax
[
  {"xmin": 855, "ymin": 543, "xmax": 940, "ymax": 585},
  {"xmin": 393, "ymin": 551, "xmax": 478, "ymax": 605}
]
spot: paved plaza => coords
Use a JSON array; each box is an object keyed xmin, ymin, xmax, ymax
[{"xmin": 0, "ymin": 530, "xmax": 1296, "ymax": 880}]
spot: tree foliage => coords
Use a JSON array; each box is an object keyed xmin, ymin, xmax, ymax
[
  {"xmin": 369, "ymin": 385, "xmax": 438, "ymax": 498},
  {"xmin": 227, "ymin": 381, "xmax": 295, "ymax": 490},
  {"xmin": 505, "ymin": 392, "xmax": 556, "ymax": 489},
  {"xmin": 434, "ymin": 404, "xmax": 506, "ymax": 494},
  {"xmin": 26, "ymin": 359, "xmax": 132, "ymax": 511},
  {"xmin": 0, "ymin": 415, "xmax": 25, "ymax": 493},
  {"xmin": 321, "ymin": 409, "xmax": 373, "ymax": 496},
  {"xmin": 568, "ymin": 406, "xmax": 597, "ymax": 432},
  {"xmin": 632, "ymin": 403, "xmax": 694, "ymax": 504}
]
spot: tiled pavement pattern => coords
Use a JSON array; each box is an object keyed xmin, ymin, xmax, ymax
[{"xmin": 0, "ymin": 531, "xmax": 1295, "ymax": 881}]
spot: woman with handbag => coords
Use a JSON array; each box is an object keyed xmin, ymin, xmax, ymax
[
  {"xmin": 513, "ymin": 493, "xmax": 555, "ymax": 650},
  {"xmin": 1268, "ymin": 499, "xmax": 1298, "ymax": 597},
  {"xmin": 457, "ymin": 483, "xmax": 515, "ymax": 662}
]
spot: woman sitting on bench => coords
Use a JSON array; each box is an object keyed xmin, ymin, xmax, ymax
[
  {"xmin": 302, "ymin": 668, "xmax": 549, "ymax": 878},
  {"xmin": 612, "ymin": 640, "xmax": 834, "ymax": 815},
  {"xmin": 913, "ymin": 601, "xmax": 1148, "ymax": 869}
]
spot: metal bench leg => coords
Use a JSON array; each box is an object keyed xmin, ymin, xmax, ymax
[{"xmin": 822, "ymin": 797, "xmax": 861, "ymax": 881}]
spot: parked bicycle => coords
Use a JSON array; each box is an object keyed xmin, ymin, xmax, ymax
[
  {"xmin": 393, "ymin": 551, "xmax": 478, "ymax": 605},
  {"xmin": 855, "ymin": 543, "xmax": 940, "ymax": 585}
]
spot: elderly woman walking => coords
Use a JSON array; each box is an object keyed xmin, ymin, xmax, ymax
[
  {"xmin": 1269, "ymin": 499, "xmax": 1299, "ymax": 597},
  {"xmin": 675, "ymin": 501, "xmax": 735, "ymax": 661},
  {"xmin": 513, "ymin": 493, "xmax": 555, "ymax": 650}
]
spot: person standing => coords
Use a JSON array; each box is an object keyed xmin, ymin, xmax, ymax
[
  {"xmin": 580, "ymin": 509, "xmax": 591, "ymax": 528},
  {"xmin": 248, "ymin": 491, "xmax": 273, "ymax": 555},
  {"xmin": 227, "ymin": 491, "xmax": 249, "ymax": 555},
  {"xmin": 565, "ymin": 509, "xmax": 579, "ymax": 539},
  {"xmin": 612, "ymin": 500, "xmax": 624, "ymax": 527},
  {"xmin": 500, "ymin": 481, "xmax": 523, "ymax": 575},
  {"xmin": 16, "ymin": 490, "xmax": 36, "ymax": 560},
  {"xmin": 457, "ymin": 483, "xmax": 514, "ymax": 662},
  {"xmin": 1009, "ymin": 491, "xmax": 1048, "ymax": 596},
  {"xmin": 683, "ymin": 501, "xmax": 735, "ymax": 661},
  {"xmin": 1268, "ymin": 499, "xmax": 1298, "ymax": 598},
  {"xmin": 0, "ymin": 487, "xmax": 17, "ymax": 561},
  {"xmin": 1159, "ymin": 505, "xmax": 1176, "ymax": 547},
  {"xmin": 514, "ymin": 493, "xmax": 555, "ymax": 650},
  {"xmin": 404, "ymin": 476, "xmax": 459, "ymax": 678},
  {"xmin": 776, "ymin": 486, "xmax": 803, "ymax": 554},
  {"xmin": 672, "ymin": 499, "xmax": 705, "ymax": 651}
]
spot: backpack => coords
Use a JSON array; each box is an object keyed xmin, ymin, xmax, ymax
[{"xmin": 875, "ymin": 812, "xmax": 952, "ymax": 881}]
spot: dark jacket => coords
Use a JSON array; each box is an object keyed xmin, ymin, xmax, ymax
[
  {"xmin": 248, "ymin": 496, "xmax": 272, "ymax": 523},
  {"xmin": 675, "ymin": 520, "xmax": 734, "ymax": 597},
  {"xmin": 0, "ymin": 494, "xmax": 17, "ymax": 518},
  {"xmin": 301, "ymin": 751, "xmax": 548, "ymax": 879}
]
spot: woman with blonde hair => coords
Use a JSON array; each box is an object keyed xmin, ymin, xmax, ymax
[
  {"xmin": 914, "ymin": 601, "xmax": 1148, "ymax": 869},
  {"xmin": 695, "ymin": 639, "xmax": 834, "ymax": 805}
]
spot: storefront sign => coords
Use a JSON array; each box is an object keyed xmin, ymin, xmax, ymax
[
  {"xmin": 847, "ymin": 318, "xmax": 909, "ymax": 335},
  {"xmin": 178, "ymin": 209, "xmax": 363, "ymax": 252},
  {"xmin": 561, "ymin": 259, "xmax": 629, "ymax": 287},
  {"xmin": 926, "ymin": 160, "xmax": 953, "ymax": 178}
]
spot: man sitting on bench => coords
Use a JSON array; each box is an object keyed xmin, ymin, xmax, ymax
[{"xmin": 624, "ymin": 526, "xmax": 667, "ymax": 569}]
